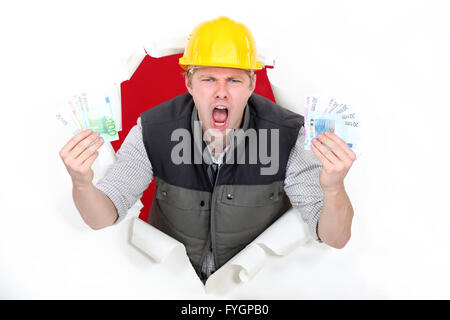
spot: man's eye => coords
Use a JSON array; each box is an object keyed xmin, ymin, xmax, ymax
[
  {"xmin": 230, "ymin": 79, "xmax": 241, "ymax": 83},
  {"xmin": 202, "ymin": 79, "xmax": 213, "ymax": 82}
]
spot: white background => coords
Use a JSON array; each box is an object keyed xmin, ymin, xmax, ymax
[{"xmin": 0, "ymin": 0, "xmax": 449, "ymax": 299}]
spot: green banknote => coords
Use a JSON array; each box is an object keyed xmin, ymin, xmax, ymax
[
  {"xmin": 85, "ymin": 95, "xmax": 119, "ymax": 142},
  {"xmin": 57, "ymin": 92, "xmax": 119, "ymax": 142}
]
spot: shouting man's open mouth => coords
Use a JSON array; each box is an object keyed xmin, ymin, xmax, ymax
[{"xmin": 211, "ymin": 105, "xmax": 229, "ymax": 130}]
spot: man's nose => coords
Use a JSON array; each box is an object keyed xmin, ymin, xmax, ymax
[{"xmin": 215, "ymin": 81, "xmax": 229, "ymax": 99}]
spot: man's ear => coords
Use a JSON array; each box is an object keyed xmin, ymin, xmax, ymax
[
  {"xmin": 251, "ymin": 74, "xmax": 257, "ymax": 92},
  {"xmin": 185, "ymin": 76, "xmax": 193, "ymax": 95}
]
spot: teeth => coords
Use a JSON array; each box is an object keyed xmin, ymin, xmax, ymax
[
  {"xmin": 214, "ymin": 121, "xmax": 225, "ymax": 126},
  {"xmin": 215, "ymin": 106, "xmax": 227, "ymax": 110}
]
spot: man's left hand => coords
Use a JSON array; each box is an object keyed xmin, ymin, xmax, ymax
[{"xmin": 311, "ymin": 131, "xmax": 356, "ymax": 192}]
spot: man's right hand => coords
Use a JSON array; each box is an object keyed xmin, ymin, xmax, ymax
[{"xmin": 59, "ymin": 129, "xmax": 104, "ymax": 188}]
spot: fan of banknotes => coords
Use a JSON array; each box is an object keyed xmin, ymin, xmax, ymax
[
  {"xmin": 304, "ymin": 95, "xmax": 359, "ymax": 152},
  {"xmin": 55, "ymin": 90, "xmax": 121, "ymax": 142}
]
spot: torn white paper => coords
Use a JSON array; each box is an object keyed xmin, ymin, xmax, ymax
[
  {"xmin": 128, "ymin": 207, "xmax": 312, "ymax": 293},
  {"xmin": 204, "ymin": 208, "xmax": 311, "ymax": 293},
  {"xmin": 131, "ymin": 218, "xmax": 186, "ymax": 263}
]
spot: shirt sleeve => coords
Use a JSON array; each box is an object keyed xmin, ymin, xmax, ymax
[
  {"xmin": 284, "ymin": 127, "xmax": 324, "ymax": 242},
  {"xmin": 96, "ymin": 117, "xmax": 153, "ymax": 225}
]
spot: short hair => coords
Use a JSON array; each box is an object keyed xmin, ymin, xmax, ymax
[{"xmin": 183, "ymin": 66, "xmax": 256, "ymax": 88}]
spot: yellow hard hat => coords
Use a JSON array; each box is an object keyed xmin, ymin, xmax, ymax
[{"xmin": 179, "ymin": 16, "xmax": 263, "ymax": 71}]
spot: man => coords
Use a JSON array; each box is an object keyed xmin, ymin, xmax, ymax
[{"xmin": 59, "ymin": 17, "xmax": 356, "ymax": 282}]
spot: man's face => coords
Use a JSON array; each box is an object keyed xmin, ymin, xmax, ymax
[{"xmin": 186, "ymin": 67, "xmax": 256, "ymax": 135}]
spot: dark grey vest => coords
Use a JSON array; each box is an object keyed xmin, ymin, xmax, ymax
[{"xmin": 140, "ymin": 92, "xmax": 303, "ymax": 277}]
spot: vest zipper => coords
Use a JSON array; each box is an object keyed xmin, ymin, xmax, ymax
[{"xmin": 209, "ymin": 163, "xmax": 222, "ymax": 270}]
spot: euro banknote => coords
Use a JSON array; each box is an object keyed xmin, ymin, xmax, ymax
[
  {"xmin": 56, "ymin": 91, "xmax": 120, "ymax": 142},
  {"xmin": 304, "ymin": 95, "xmax": 359, "ymax": 152}
]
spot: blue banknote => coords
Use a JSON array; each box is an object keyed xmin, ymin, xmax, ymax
[{"xmin": 304, "ymin": 95, "xmax": 359, "ymax": 151}]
